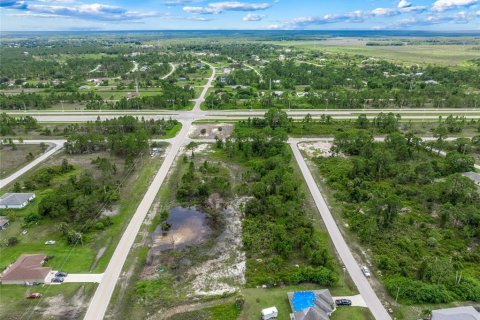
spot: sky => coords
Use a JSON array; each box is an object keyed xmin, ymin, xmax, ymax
[{"xmin": 0, "ymin": 0, "xmax": 479, "ymax": 31}]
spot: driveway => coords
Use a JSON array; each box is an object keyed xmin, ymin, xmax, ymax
[{"xmin": 333, "ymin": 294, "xmax": 367, "ymax": 307}]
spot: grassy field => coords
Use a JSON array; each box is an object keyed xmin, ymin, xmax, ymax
[
  {"xmin": 0, "ymin": 146, "xmax": 167, "ymax": 274},
  {"xmin": 0, "ymin": 144, "xmax": 44, "ymax": 178},
  {"xmin": 267, "ymin": 40, "xmax": 480, "ymax": 65},
  {"xmin": 0, "ymin": 283, "xmax": 97, "ymax": 319}
]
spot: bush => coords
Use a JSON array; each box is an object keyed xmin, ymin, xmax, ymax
[
  {"xmin": 7, "ymin": 237, "xmax": 19, "ymax": 246},
  {"xmin": 385, "ymin": 276, "xmax": 453, "ymax": 304}
]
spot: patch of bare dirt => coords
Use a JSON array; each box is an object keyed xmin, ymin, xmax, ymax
[
  {"xmin": 298, "ymin": 141, "xmax": 333, "ymax": 158},
  {"xmin": 37, "ymin": 285, "xmax": 88, "ymax": 319},
  {"xmin": 189, "ymin": 123, "xmax": 233, "ymax": 139}
]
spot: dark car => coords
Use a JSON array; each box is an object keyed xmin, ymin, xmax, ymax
[
  {"xmin": 51, "ymin": 277, "xmax": 64, "ymax": 283},
  {"xmin": 335, "ymin": 299, "xmax": 352, "ymax": 306},
  {"xmin": 55, "ymin": 272, "xmax": 68, "ymax": 277}
]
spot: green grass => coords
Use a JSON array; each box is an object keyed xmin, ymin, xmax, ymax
[
  {"xmin": 0, "ymin": 150, "xmax": 165, "ymax": 274},
  {"xmin": 0, "ymin": 283, "xmax": 97, "ymax": 319},
  {"xmin": 331, "ymin": 307, "xmax": 375, "ymax": 320},
  {"xmin": 170, "ymin": 302, "xmax": 241, "ymax": 320},
  {"xmin": 240, "ymin": 285, "xmax": 370, "ymax": 320},
  {"xmin": 265, "ymin": 40, "xmax": 480, "ymax": 66}
]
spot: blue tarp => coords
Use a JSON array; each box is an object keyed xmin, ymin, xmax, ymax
[{"xmin": 292, "ymin": 291, "xmax": 316, "ymax": 312}]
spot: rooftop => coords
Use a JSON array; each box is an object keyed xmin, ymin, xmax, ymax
[
  {"xmin": 1, "ymin": 254, "xmax": 51, "ymax": 283},
  {"xmin": 288, "ymin": 290, "xmax": 334, "ymax": 320},
  {"xmin": 0, "ymin": 193, "xmax": 35, "ymax": 207},
  {"xmin": 432, "ymin": 306, "xmax": 480, "ymax": 320}
]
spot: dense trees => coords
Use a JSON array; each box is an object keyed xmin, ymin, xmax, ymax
[
  {"xmin": 64, "ymin": 116, "xmax": 178, "ymax": 165},
  {"xmin": 0, "ymin": 113, "xmax": 37, "ymax": 135},
  {"xmin": 217, "ymin": 109, "xmax": 338, "ymax": 287},
  {"xmin": 316, "ymin": 129, "xmax": 480, "ymax": 304}
]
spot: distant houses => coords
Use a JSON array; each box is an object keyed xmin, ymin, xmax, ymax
[{"xmin": 0, "ymin": 193, "xmax": 35, "ymax": 209}]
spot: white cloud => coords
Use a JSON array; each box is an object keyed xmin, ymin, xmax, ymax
[
  {"xmin": 269, "ymin": 5, "xmax": 427, "ymax": 29},
  {"xmin": 397, "ymin": 0, "xmax": 412, "ymax": 8},
  {"xmin": 184, "ymin": 1, "xmax": 270, "ymax": 14},
  {"xmin": 432, "ymin": 0, "xmax": 478, "ymax": 12},
  {"xmin": 11, "ymin": 3, "xmax": 163, "ymax": 21},
  {"xmin": 243, "ymin": 13, "xmax": 265, "ymax": 21}
]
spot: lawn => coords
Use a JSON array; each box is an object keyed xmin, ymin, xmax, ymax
[
  {"xmin": 240, "ymin": 286, "xmax": 372, "ymax": 320},
  {"xmin": 0, "ymin": 147, "xmax": 167, "ymax": 274},
  {"xmin": 0, "ymin": 283, "xmax": 97, "ymax": 319},
  {"xmin": 266, "ymin": 40, "xmax": 480, "ymax": 66}
]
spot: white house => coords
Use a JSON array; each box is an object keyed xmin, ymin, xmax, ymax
[{"xmin": 0, "ymin": 193, "xmax": 36, "ymax": 209}]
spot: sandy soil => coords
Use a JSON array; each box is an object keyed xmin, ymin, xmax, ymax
[
  {"xmin": 189, "ymin": 123, "xmax": 234, "ymax": 139},
  {"xmin": 187, "ymin": 196, "xmax": 248, "ymax": 296},
  {"xmin": 298, "ymin": 141, "xmax": 333, "ymax": 158},
  {"xmin": 37, "ymin": 285, "xmax": 88, "ymax": 319}
]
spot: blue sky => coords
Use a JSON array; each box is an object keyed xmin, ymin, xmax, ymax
[{"xmin": 1, "ymin": 0, "xmax": 479, "ymax": 31}]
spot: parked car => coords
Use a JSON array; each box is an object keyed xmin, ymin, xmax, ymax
[
  {"xmin": 55, "ymin": 272, "xmax": 68, "ymax": 277},
  {"xmin": 361, "ymin": 266, "xmax": 371, "ymax": 277},
  {"xmin": 26, "ymin": 293, "xmax": 42, "ymax": 299},
  {"xmin": 51, "ymin": 277, "xmax": 64, "ymax": 283},
  {"xmin": 335, "ymin": 299, "xmax": 352, "ymax": 306},
  {"xmin": 45, "ymin": 240, "xmax": 56, "ymax": 245}
]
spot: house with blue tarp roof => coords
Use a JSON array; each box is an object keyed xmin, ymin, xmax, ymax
[{"xmin": 288, "ymin": 289, "xmax": 334, "ymax": 320}]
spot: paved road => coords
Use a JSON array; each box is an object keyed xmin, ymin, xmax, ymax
[
  {"xmin": 83, "ymin": 120, "xmax": 192, "ymax": 320},
  {"xmin": 161, "ymin": 63, "xmax": 176, "ymax": 80},
  {"xmin": 0, "ymin": 140, "xmax": 63, "ymax": 189},
  {"xmin": 84, "ymin": 64, "xmax": 217, "ymax": 320},
  {"xmin": 5, "ymin": 108, "xmax": 480, "ymax": 123},
  {"xmin": 290, "ymin": 141, "xmax": 392, "ymax": 320},
  {"xmin": 193, "ymin": 62, "xmax": 216, "ymax": 112},
  {"xmin": 332, "ymin": 294, "xmax": 367, "ymax": 307}
]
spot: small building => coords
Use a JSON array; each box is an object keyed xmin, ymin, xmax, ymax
[
  {"xmin": 272, "ymin": 91, "xmax": 284, "ymax": 97},
  {"xmin": 425, "ymin": 79, "xmax": 439, "ymax": 85},
  {"xmin": 127, "ymin": 92, "xmax": 139, "ymax": 99},
  {"xmin": 178, "ymin": 77, "xmax": 187, "ymax": 81},
  {"xmin": 223, "ymin": 67, "xmax": 232, "ymax": 75},
  {"xmin": 463, "ymin": 172, "xmax": 480, "ymax": 186},
  {"xmin": 288, "ymin": 290, "xmax": 334, "ymax": 320},
  {"xmin": 0, "ymin": 217, "xmax": 9, "ymax": 230},
  {"xmin": 261, "ymin": 306, "xmax": 278, "ymax": 320},
  {"xmin": 432, "ymin": 306, "xmax": 480, "ymax": 320},
  {"xmin": 1, "ymin": 254, "xmax": 51, "ymax": 285},
  {"xmin": 0, "ymin": 193, "xmax": 35, "ymax": 209}
]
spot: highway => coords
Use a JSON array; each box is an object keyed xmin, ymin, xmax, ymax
[{"xmin": 3, "ymin": 64, "xmax": 479, "ymax": 320}]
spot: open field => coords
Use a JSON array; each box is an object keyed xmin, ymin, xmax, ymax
[
  {"xmin": 0, "ymin": 143, "xmax": 44, "ymax": 178},
  {"xmin": 0, "ymin": 283, "xmax": 98, "ymax": 320},
  {"xmin": 266, "ymin": 39, "xmax": 480, "ymax": 65},
  {"xmin": 0, "ymin": 145, "xmax": 167, "ymax": 274}
]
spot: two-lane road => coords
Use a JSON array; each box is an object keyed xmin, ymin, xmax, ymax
[{"xmin": 290, "ymin": 141, "xmax": 392, "ymax": 320}]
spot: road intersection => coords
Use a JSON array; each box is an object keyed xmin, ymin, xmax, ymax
[{"xmin": 3, "ymin": 63, "xmax": 479, "ymax": 320}]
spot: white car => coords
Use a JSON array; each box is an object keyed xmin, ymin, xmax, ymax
[
  {"xmin": 45, "ymin": 240, "xmax": 56, "ymax": 245},
  {"xmin": 361, "ymin": 266, "xmax": 371, "ymax": 277}
]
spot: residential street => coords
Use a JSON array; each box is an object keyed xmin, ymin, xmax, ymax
[{"xmin": 290, "ymin": 141, "xmax": 392, "ymax": 320}]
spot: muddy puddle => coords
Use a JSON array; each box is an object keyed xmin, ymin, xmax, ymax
[{"xmin": 151, "ymin": 207, "xmax": 212, "ymax": 253}]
